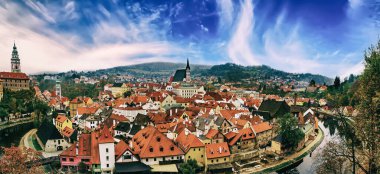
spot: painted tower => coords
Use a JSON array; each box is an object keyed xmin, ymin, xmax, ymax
[
  {"xmin": 11, "ymin": 42, "xmax": 21, "ymax": 73},
  {"xmin": 186, "ymin": 58, "xmax": 191, "ymax": 82},
  {"xmin": 98, "ymin": 125, "xmax": 115, "ymax": 173}
]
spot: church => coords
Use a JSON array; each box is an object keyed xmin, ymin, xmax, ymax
[
  {"xmin": 0, "ymin": 42, "xmax": 30, "ymax": 91},
  {"xmin": 171, "ymin": 59, "xmax": 191, "ymax": 83}
]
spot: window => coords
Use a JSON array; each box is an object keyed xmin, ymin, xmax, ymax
[
  {"xmin": 106, "ymin": 156, "xmax": 109, "ymax": 161},
  {"xmin": 160, "ymin": 146, "xmax": 163, "ymax": 152},
  {"xmin": 193, "ymin": 148, "xmax": 195, "ymax": 151},
  {"xmin": 123, "ymin": 155, "xmax": 131, "ymax": 160},
  {"xmin": 154, "ymin": 158, "xmax": 156, "ymax": 161},
  {"xmin": 224, "ymin": 158, "xmax": 226, "ymax": 161},
  {"xmin": 199, "ymin": 148, "xmax": 201, "ymax": 151},
  {"xmin": 150, "ymin": 147, "xmax": 154, "ymax": 152},
  {"xmin": 188, "ymin": 156, "xmax": 191, "ymax": 159},
  {"xmin": 146, "ymin": 159, "xmax": 148, "ymax": 162},
  {"xmin": 62, "ymin": 158, "xmax": 67, "ymax": 161},
  {"xmin": 69, "ymin": 158, "xmax": 74, "ymax": 162},
  {"xmin": 201, "ymin": 155, "xmax": 203, "ymax": 158},
  {"xmin": 106, "ymin": 164, "xmax": 109, "ymax": 168},
  {"xmin": 106, "ymin": 148, "xmax": 109, "ymax": 153},
  {"xmin": 216, "ymin": 159, "xmax": 219, "ymax": 162},
  {"xmin": 211, "ymin": 160, "xmax": 214, "ymax": 163}
]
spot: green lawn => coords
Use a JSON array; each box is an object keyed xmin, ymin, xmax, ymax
[{"xmin": 30, "ymin": 135, "xmax": 43, "ymax": 151}]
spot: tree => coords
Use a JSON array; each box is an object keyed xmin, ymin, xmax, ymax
[
  {"xmin": 123, "ymin": 91, "xmax": 132, "ymax": 98},
  {"xmin": 334, "ymin": 76, "xmax": 341, "ymax": 89},
  {"xmin": 277, "ymin": 113, "xmax": 305, "ymax": 151},
  {"xmin": 309, "ymin": 79, "xmax": 316, "ymax": 87},
  {"xmin": 354, "ymin": 40, "xmax": 380, "ymax": 173},
  {"xmin": 78, "ymin": 161, "xmax": 88, "ymax": 173},
  {"xmin": 0, "ymin": 146, "xmax": 43, "ymax": 174},
  {"xmin": 179, "ymin": 159, "xmax": 200, "ymax": 174},
  {"xmin": 315, "ymin": 141, "xmax": 352, "ymax": 174}
]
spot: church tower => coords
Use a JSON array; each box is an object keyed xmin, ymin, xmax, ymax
[
  {"xmin": 185, "ymin": 58, "xmax": 191, "ymax": 82},
  {"xmin": 11, "ymin": 42, "xmax": 21, "ymax": 73}
]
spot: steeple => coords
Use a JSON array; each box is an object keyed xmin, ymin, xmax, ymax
[
  {"xmin": 186, "ymin": 58, "xmax": 190, "ymax": 70},
  {"xmin": 11, "ymin": 42, "xmax": 21, "ymax": 73}
]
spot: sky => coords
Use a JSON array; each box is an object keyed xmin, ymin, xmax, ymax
[{"xmin": 0, "ymin": 0, "xmax": 379, "ymax": 78}]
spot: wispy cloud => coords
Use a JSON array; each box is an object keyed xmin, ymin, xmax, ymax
[{"xmin": 227, "ymin": 0, "xmax": 259, "ymax": 65}]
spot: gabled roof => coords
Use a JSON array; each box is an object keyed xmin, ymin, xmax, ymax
[
  {"xmin": 98, "ymin": 125, "xmax": 114, "ymax": 144},
  {"xmin": 176, "ymin": 129, "xmax": 204, "ymax": 153},
  {"xmin": 132, "ymin": 126, "xmax": 184, "ymax": 158},
  {"xmin": 56, "ymin": 115, "xmax": 68, "ymax": 123},
  {"xmin": 37, "ymin": 119, "xmax": 63, "ymax": 144},
  {"xmin": 77, "ymin": 106, "xmax": 99, "ymax": 115},
  {"xmin": 115, "ymin": 140, "xmax": 133, "ymax": 160},
  {"xmin": 115, "ymin": 122, "xmax": 131, "ymax": 132},
  {"xmin": 228, "ymin": 128, "xmax": 255, "ymax": 146},
  {"xmin": 258, "ymin": 100, "xmax": 290, "ymax": 118},
  {"xmin": 205, "ymin": 142, "xmax": 230, "ymax": 159},
  {"xmin": 90, "ymin": 131, "xmax": 100, "ymax": 164},
  {"xmin": 205, "ymin": 129, "xmax": 219, "ymax": 139}
]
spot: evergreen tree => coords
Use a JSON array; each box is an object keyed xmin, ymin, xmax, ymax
[
  {"xmin": 334, "ymin": 76, "xmax": 341, "ymax": 89},
  {"xmin": 309, "ymin": 79, "xmax": 316, "ymax": 87}
]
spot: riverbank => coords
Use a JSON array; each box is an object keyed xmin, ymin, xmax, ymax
[{"xmin": 240, "ymin": 126, "xmax": 325, "ymax": 173}]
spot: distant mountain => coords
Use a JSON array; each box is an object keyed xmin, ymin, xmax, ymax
[
  {"xmin": 35, "ymin": 62, "xmax": 332, "ymax": 84},
  {"xmin": 93, "ymin": 62, "xmax": 211, "ymax": 77}
]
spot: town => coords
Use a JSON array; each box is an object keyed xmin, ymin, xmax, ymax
[{"xmin": 0, "ymin": 43, "xmax": 365, "ymax": 174}]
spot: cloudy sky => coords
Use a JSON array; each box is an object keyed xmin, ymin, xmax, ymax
[{"xmin": 0, "ymin": 0, "xmax": 379, "ymax": 77}]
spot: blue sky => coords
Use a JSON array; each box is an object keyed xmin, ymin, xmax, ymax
[{"xmin": 0, "ymin": 0, "xmax": 379, "ymax": 77}]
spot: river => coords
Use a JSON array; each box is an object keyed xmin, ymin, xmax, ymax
[
  {"xmin": 0, "ymin": 122, "xmax": 34, "ymax": 148},
  {"xmin": 278, "ymin": 116, "xmax": 341, "ymax": 174}
]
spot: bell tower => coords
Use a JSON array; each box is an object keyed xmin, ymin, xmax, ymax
[{"xmin": 11, "ymin": 42, "xmax": 21, "ymax": 73}]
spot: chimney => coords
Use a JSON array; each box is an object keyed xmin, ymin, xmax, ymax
[
  {"xmin": 129, "ymin": 140, "xmax": 133, "ymax": 149},
  {"xmin": 219, "ymin": 146, "xmax": 222, "ymax": 154},
  {"xmin": 170, "ymin": 109, "xmax": 172, "ymax": 116},
  {"xmin": 175, "ymin": 108, "xmax": 178, "ymax": 113}
]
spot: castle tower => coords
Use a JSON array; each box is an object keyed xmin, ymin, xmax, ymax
[
  {"xmin": 11, "ymin": 42, "xmax": 21, "ymax": 73},
  {"xmin": 186, "ymin": 58, "xmax": 191, "ymax": 82}
]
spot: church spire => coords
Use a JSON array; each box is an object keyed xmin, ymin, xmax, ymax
[{"xmin": 186, "ymin": 58, "xmax": 190, "ymax": 70}]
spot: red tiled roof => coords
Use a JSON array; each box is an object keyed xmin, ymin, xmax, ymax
[
  {"xmin": 98, "ymin": 125, "xmax": 114, "ymax": 144},
  {"xmin": 0, "ymin": 72, "xmax": 29, "ymax": 80},
  {"xmin": 78, "ymin": 134, "xmax": 91, "ymax": 156},
  {"xmin": 252, "ymin": 122, "xmax": 272, "ymax": 134},
  {"xmin": 224, "ymin": 132, "xmax": 237, "ymax": 140},
  {"xmin": 90, "ymin": 131, "xmax": 100, "ymax": 164},
  {"xmin": 56, "ymin": 115, "xmax": 68, "ymax": 123},
  {"xmin": 205, "ymin": 142, "xmax": 230, "ymax": 159},
  {"xmin": 77, "ymin": 107, "xmax": 99, "ymax": 115},
  {"xmin": 229, "ymin": 128, "xmax": 255, "ymax": 146},
  {"xmin": 205, "ymin": 129, "xmax": 219, "ymax": 139},
  {"xmin": 115, "ymin": 140, "xmax": 132, "ymax": 160},
  {"xmin": 62, "ymin": 126, "xmax": 75, "ymax": 138},
  {"xmin": 132, "ymin": 126, "xmax": 184, "ymax": 158},
  {"xmin": 176, "ymin": 130, "xmax": 204, "ymax": 153}
]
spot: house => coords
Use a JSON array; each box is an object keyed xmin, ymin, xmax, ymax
[
  {"xmin": 176, "ymin": 129, "xmax": 205, "ymax": 166},
  {"xmin": 70, "ymin": 97, "xmax": 85, "ymax": 117},
  {"xmin": 114, "ymin": 122, "xmax": 131, "ymax": 138},
  {"xmin": 228, "ymin": 128, "xmax": 256, "ymax": 153},
  {"xmin": 131, "ymin": 126, "xmax": 184, "ymax": 167},
  {"xmin": 0, "ymin": 72, "xmax": 30, "ymax": 91},
  {"xmin": 205, "ymin": 142, "xmax": 232, "ymax": 172},
  {"xmin": 112, "ymin": 106, "xmax": 147, "ymax": 122},
  {"xmin": 55, "ymin": 114, "xmax": 73, "ymax": 133},
  {"xmin": 252, "ymin": 122, "xmax": 273, "ymax": 147},
  {"xmin": 204, "ymin": 129, "xmax": 224, "ymax": 144},
  {"xmin": 36, "ymin": 120, "xmax": 71, "ymax": 152},
  {"xmin": 59, "ymin": 133, "xmax": 92, "ymax": 172},
  {"xmin": 110, "ymin": 83, "xmax": 132, "ymax": 98}
]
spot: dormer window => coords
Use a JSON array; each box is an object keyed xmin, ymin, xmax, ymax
[
  {"xmin": 170, "ymin": 146, "xmax": 174, "ymax": 151},
  {"xmin": 149, "ymin": 147, "xmax": 153, "ymax": 152},
  {"xmin": 156, "ymin": 137, "xmax": 161, "ymax": 142},
  {"xmin": 159, "ymin": 146, "xmax": 163, "ymax": 152}
]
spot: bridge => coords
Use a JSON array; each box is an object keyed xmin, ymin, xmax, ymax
[
  {"xmin": 26, "ymin": 156, "xmax": 60, "ymax": 168},
  {"xmin": 0, "ymin": 118, "xmax": 34, "ymax": 132}
]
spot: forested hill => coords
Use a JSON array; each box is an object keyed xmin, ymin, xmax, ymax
[{"xmin": 202, "ymin": 63, "xmax": 332, "ymax": 84}]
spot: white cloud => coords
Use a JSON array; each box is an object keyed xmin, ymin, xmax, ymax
[
  {"xmin": 217, "ymin": 0, "xmax": 234, "ymax": 28},
  {"xmin": 227, "ymin": 0, "xmax": 259, "ymax": 65},
  {"xmin": 25, "ymin": 0, "xmax": 56, "ymax": 23},
  {"xmin": 0, "ymin": 1, "xmax": 191, "ymax": 74}
]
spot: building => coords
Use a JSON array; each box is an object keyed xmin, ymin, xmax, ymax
[
  {"xmin": 176, "ymin": 129, "xmax": 205, "ymax": 166},
  {"xmin": 131, "ymin": 126, "xmax": 184, "ymax": 166},
  {"xmin": 172, "ymin": 59, "xmax": 191, "ymax": 83},
  {"xmin": 36, "ymin": 119, "xmax": 71, "ymax": 152},
  {"xmin": 55, "ymin": 114, "xmax": 73, "ymax": 133},
  {"xmin": 69, "ymin": 98, "xmax": 85, "ymax": 117},
  {"xmin": 173, "ymin": 85, "xmax": 205, "ymax": 98},
  {"xmin": 205, "ymin": 142, "xmax": 232, "ymax": 172}
]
